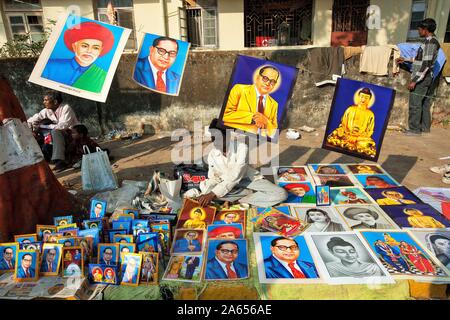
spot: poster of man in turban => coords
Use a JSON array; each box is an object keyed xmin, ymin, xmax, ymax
[{"xmin": 29, "ymin": 14, "xmax": 131, "ymax": 102}]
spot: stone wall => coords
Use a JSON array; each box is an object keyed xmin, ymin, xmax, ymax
[{"xmin": 1, "ymin": 49, "xmax": 449, "ymax": 136}]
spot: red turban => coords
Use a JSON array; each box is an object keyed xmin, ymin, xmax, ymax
[
  {"xmin": 64, "ymin": 22, "xmax": 115, "ymax": 57},
  {"xmin": 284, "ymin": 183, "xmax": 310, "ymax": 192},
  {"xmin": 208, "ymin": 226, "xmax": 242, "ymax": 238}
]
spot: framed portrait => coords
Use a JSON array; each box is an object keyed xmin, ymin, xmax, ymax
[
  {"xmin": 115, "ymin": 213, "xmax": 135, "ymax": 222},
  {"xmin": 217, "ymin": 54, "xmax": 299, "ymax": 142},
  {"xmin": 62, "ymin": 246, "xmax": 84, "ymax": 278},
  {"xmin": 113, "ymin": 234, "xmax": 134, "ymax": 244},
  {"xmin": 312, "ymin": 175, "xmax": 355, "ymax": 188},
  {"xmin": 43, "ymin": 232, "xmax": 63, "ymax": 243},
  {"xmin": 322, "ymin": 78, "xmax": 396, "ymax": 161},
  {"xmin": 213, "ymin": 209, "xmax": 246, "ymax": 231},
  {"xmin": 29, "ymin": 13, "xmax": 131, "ymax": 102},
  {"xmin": 97, "ymin": 243, "xmax": 119, "ymax": 266},
  {"xmin": 413, "ymin": 187, "xmax": 450, "ymax": 216},
  {"xmin": 379, "ymin": 204, "xmax": 449, "ymax": 229},
  {"xmin": 162, "ymin": 255, "xmax": 203, "ymax": 283},
  {"xmin": 279, "ymin": 182, "xmax": 316, "ymax": 205},
  {"xmin": 309, "ymin": 164, "xmax": 347, "ymax": 175},
  {"xmin": 119, "ymin": 243, "xmax": 136, "ymax": 263},
  {"xmin": 253, "ymin": 232, "xmax": 321, "ymax": 284},
  {"xmin": 88, "ymin": 264, "xmax": 119, "ymax": 285},
  {"xmin": 256, "ymin": 208, "xmax": 306, "ymax": 238},
  {"xmin": 14, "ymin": 234, "xmax": 38, "ymax": 245},
  {"xmin": 136, "ymin": 232, "xmax": 159, "ymax": 253},
  {"xmin": 358, "ymin": 230, "xmax": 450, "ymax": 281},
  {"xmin": 251, "ymin": 206, "xmax": 292, "ymax": 233},
  {"xmin": 78, "ymin": 237, "xmax": 94, "ymax": 262},
  {"xmin": 123, "ymin": 208, "xmax": 140, "ymax": 219},
  {"xmin": 364, "ymin": 186, "xmax": 423, "ymax": 206},
  {"xmin": 132, "ymin": 219, "xmax": 149, "ymax": 230},
  {"xmin": 133, "ymin": 226, "xmax": 151, "ymax": 238},
  {"xmin": 0, "ymin": 243, "xmax": 19, "ymax": 274},
  {"xmin": 58, "ymin": 237, "xmax": 77, "ymax": 247},
  {"xmin": 36, "ymin": 225, "xmax": 57, "ymax": 240},
  {"xmin": 172, "ymin": 229, "xmax": 206, "ymax": 255},
  {"xmin": 355, "ymin": 174, "xmax": 400, "ymax": 189},
  {"xmin": 151, "ymin": 225, "xmax": 171, "ymax": 255},
  {"xmin": 20, "ymin": 242, "xmax": 43, "ymax": 253},
  {"xmin": 305, "ymin": 232, "xmax": 393, "ymax": 284},
  {"xmin": 346, "ymin": 163, "xmax": 385, "ymax": 175},
  {"xmin": 108, "ymin": 229, "xmax": 127, "ymax": 242},
  {"xmin": 330, "ymin": 187, "xmax": 374, "ymax": 205},
  {"xmin": 120, "ymin": 253, "xmax": 142, "ymax": 286},
  {"xmin": 57, "ymin": 224, "xmax": 78, "ymax": 232},
  {"xmin": 207, "ymin": 223, "xmax": 244, "ymax": 240},
  {"xmin": 273, "ymin": 166, "xmax": 313, "ymax": 184},
  {"xmin": 293, "ymin": 206, "xmax": 349, "ymax": 232},
  {"xmin": 60, "ymin": 228, "xmax": 79, "ymax": 237},
  {"xmin": 176, "ymin": 199, "xmax": 216, "ymax": 230},
  {"xmin": 14, "ymin": 250, "xmax": 40, "ymax": 282},
  {"xmin": 133, "ymin": 33, "xmax": 190, "ymax": 96},
  {"xmin": 408, "ymin": 229, "xmax": 450, "ymax": 274},
  {"xmin": 334, "ymin": 205, "xmax": 400, "ymax": 230},
  {"xmin": 53, "ymin": 215, "xmax": 73, "ymax": 226},
  {"xmin": 204, "ymin": 239, "xmax": 248, "ymax": 281},
  {"xmin": 140, "ymin": 252, "xmax": 159, "ymax": 285},
  {"xmin": 40, "ymin": 243, "xmax": 63, "ymax": 276},
  {"xmin": 90, "ymin": 199, "xmax": 107, "ymax": 219},
  {"xmin": 316, "ymin": 185, "xmax": 331, "ymax": 206},
  {"xmin": 82, "ymin": 219, "xmax": 103, "ymax": 230},
  {"xmin": 79, "ymin": 229, "xmax": 101, "ymax": 256}
]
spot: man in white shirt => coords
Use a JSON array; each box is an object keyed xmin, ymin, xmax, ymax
[
  {"xmin": 27, "ymin": 91, "xmax": 79, "ymax": 171},
  {"xmin": 195, "ymin": 119, "xmax": 287, "ymax": 208}
]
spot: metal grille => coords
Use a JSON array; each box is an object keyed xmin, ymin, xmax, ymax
[
  {"xmin": 332, "ymin": 0, "xmax": 369, "ymax": 32},
  {"xmin": 244, "ymin": 0, "xmax": 313, "ymax": 47}
]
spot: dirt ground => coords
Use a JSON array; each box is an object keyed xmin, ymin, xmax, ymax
[{"xmin": 55, "ymin": 126, "xmax": 450, "ymax": 193}]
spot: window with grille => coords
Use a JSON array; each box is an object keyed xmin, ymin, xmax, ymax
[
  {"xmin": 185, "ymin": 7, "xmax": 218, "ymax": 48},
  {"xmin": 407, "ymin": 0, "xmax": 428, "ymax": 41},
  {"xmin": 3, "ymin": 0, "xmax": 45, "ymax": 42},
  {"xmin": 97, "ymin": 0, "xmax": 136, "ymax": 50}
]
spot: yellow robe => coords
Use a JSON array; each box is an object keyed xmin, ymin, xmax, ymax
[
  {"xmin": 223, "ymin": 84, "xmax": 278, "ymax": 138},
  {"xmin": 376, "ymin": 198, "xmax": 416, "ymax": 205},
  {"xmin": 407, "ymin": 216, "xmax": 445, "ymax": 228},
  {"xmin": 183, "ymin": 219, "xmax": 206, "ymax": 229}
]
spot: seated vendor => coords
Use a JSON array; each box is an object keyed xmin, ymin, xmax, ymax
[
  {"xmin": 192, "ymin": 119, "xmax": 288, "ymax": 208},
  {"xmin": 27, "ymin": 91, "xmax": 79, "ymax": 172}
]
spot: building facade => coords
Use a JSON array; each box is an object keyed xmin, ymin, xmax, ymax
[{"xmin": 0, "ymin": 0, "xmax": 449, "ymax": 51}]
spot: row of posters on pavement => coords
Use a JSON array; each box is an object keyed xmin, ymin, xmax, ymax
[{"xmin": 29, "ymin": 13, "xmax": 395, "ymax": 161}]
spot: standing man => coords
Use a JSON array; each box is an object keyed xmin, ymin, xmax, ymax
[
  {"xmin": 133, "ymin": 36, "xmax": 180, "ymax": 94},
  {"xmin": 264, "ymin": 237, "xmax": 318, "ymax": 279},
  {"xmin": 27, "ymin": 91, "xmax": 79, "ymax": 171},
  {"xmin": 397, "ymin": 18, "xmax": 440, "ymax": 135},
  {"xmin": 184, "ymin": 256, "xmax": 200, "ymax": 280},
  {"xmin": 205, "ymin": 241, "xmax": 248, "ymax": 279}
]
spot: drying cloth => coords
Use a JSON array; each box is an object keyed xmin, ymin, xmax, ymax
[
  {"xmin": 343, "ymin": 46, "xmax": 364, "ymax": 60},
  {"xmin": 307, "ymin": 47, "xmax": 344, "ymax": 84},
  {"xmin": 397, "ymin": 42, "xmax": 447, "ymax": 79},
  {"xmin": 360, "ymin": 45, "xmax": 400, "ymax": 75}
]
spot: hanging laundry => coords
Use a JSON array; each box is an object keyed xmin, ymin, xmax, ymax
[
  {"xmin": 360, "ymin": 45, "xmax": 400, "ymax": 76},
  {"xmin": 343, "ymin": 46, "xmax": 364, "ymax": 60},
  {"xmin": 307, "ymin": 47, "xmax": 344, "ymax": 86}
]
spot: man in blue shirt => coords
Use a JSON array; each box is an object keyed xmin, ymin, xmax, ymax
[
  {"xmin": 264, "ymin": 237, "xmax": 318, "ymax": 279},
  {"xmin": 134, "ymin": 36, "xmax": 181, "ymax": 95}
]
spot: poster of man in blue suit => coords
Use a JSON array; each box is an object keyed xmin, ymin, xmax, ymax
[
  {"xmin": 0, "ymin": 244, "xmax": 17, "ymax": 271},
  {"xmin": 172, "ymin": 229, "xmax": 204, "ymax": 254},
  {"xmin": 15, "ymin": 251, "xmax": 39, "ymax": 281},
  {"xmin": 254, "ymin": 234, "xmax": 319, "ymax": 283},
  {"xmin": 133, "ymin": 33, "xmax": 190, "ymax": 96},
  {"xmin": 40, "ymin": 246, "xmax": 62, "ymax": 274},
  {"xmin": 205, "ymin": 239, "xmax": 248, "ymax": 280}
]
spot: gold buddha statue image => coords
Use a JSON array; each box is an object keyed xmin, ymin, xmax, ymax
[{"xmin": 326, "ymin": 87, "xmax": 377, "ymax": 157}]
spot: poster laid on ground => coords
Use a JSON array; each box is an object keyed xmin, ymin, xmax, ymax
[
  {"xmin": 28, "ymin": 14, "xmax": 131, "ymax": 102},
  {"xmin": 253, "ymin": 232, "xmax": 321, "ymax": 284},
  {"xmin": 133, "ymin": 33, "xmax": 190, "ymax": 96},
  {"xmin": 322, "ymin": 78, "xmax": 395, "ymax": 161},
  {"xmin": 305, "ymin": 232, "xmax": 393, "ymax": 285},
  {"xmin": 218, "ymin": 55, "xmax": 299, "ymax": 142}
]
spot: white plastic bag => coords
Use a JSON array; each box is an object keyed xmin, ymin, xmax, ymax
[
  {"xmin": 159, "ymin": 177, "xmax": 182, "ymax": 211},
  {"xmin": 81, "ymin": 146, "xmax": 118, "ymax": 192}
]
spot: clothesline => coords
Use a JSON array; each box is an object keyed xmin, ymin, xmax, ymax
[{"xmin": 300, "ymin": 67, "xmax": 449, "ymax": 100}]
